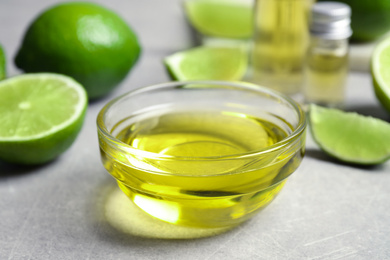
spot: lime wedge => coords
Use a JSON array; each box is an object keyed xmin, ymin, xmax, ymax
[
  {"xmin": 184, "ymin": 0, "xmax": 253, "ymax": 39},
  {"xmin": 0, "ymin": 73, "xmax": 87, "ymax": 165},
  {"xmin": 309, "ymin": 104, "xmax": 390, "ymax": 165},
  {"xmin": 0, "ymin": 44, "xmax": 5, "ymax": 80},
  {"xmin": 372, "ymin": 36, "xmax": 390, "ymax": 114},
  {"xmin": 164, "ymin": 46, "xmax": 248, "ymax": 81}
]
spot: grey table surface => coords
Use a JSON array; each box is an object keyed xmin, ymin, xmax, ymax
[{"xmin": 1, "ymin": 0, "xmax": 390, "ymax": 259}]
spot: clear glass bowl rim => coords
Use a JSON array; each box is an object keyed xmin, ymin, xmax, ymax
[{"xmin": 97, "ymin": 80, "xmax": 306, "ymax": 161}]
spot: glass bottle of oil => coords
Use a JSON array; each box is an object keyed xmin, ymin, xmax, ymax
[
  {"xmin": 304, "ymin": 2, "xmax": 352, "ymax": 108},
  {"xmin": 251, "ymin": 0, "xmax": 311, "ymax": 96}
]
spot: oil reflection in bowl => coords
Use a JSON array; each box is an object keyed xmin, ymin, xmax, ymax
[{"xmin": 103, "ymin": 184, "xmax": 234, "ymax": 239}]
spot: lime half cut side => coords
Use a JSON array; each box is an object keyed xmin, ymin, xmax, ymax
[
  {"xmin": 164, "ymin": 46, "xmax": 248, "ymax": 81},
  {"xmin": 371, "ymin": 36, "xmax": 390, "ymax": 114},
  {"xmin": 0, "ymin": 73, "xmax": 87, "ymax": 165},
  {"xmin": 309, "ymin": 104, "xmax": 390, "ymax": 165}
]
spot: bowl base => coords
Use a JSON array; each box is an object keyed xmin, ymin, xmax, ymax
[{"xmin": 117, "ymin": 181, "xmax": 286, "ymax": 228}]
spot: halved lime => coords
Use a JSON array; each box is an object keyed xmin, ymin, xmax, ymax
[
  {"xmin": 309, "ymin": 104, "xmax": 390, "ymax": 165},
  {"xmin": 164, "ymin": 46, "xmax": 248, "ymax": 81},
  {"xmin": 0, "ymin": 44, "xmax": 5, "ymax": 80},
  {"xmin": 184, "ymin": 0, "xmax": 253, "ymax": 39},
  {"xmin": 0, "ymin": 73, "xmax": 87, "ymax": 165},
  {"xmin": 371, "ymin": 36, "xmax": 390, "ymax": 113}
]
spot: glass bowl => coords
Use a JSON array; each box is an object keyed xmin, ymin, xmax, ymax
[{"xmin": 97, "ymin": 81, "xmax": 306, "ymax": 228}]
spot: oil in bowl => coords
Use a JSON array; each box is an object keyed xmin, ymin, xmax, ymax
[{"xmin": 97, "ymin": 81, "xmax": 306, "ymax": 228}]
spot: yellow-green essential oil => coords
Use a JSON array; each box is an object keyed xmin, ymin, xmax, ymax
[
  {"xmin": 100, "ymin": 108, "xmax": 303, "ymax": 227},
  {"xmin": 305, "ymin": 44, "xmax": 348, "ymax": 107}
]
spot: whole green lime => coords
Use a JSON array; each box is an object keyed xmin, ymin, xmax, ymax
[
  {"xmin": 15, "ymin": 2, "xmax": 141, "ymax": 99},
  {"xmin": 319, "ymin": 0, "xmax": 390, "ymax": 42},
  {"xmin": 0, "ymin": 44, "xmax": 5, "ymax": 80}
]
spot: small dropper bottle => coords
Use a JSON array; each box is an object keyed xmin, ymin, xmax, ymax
[{"xmin": 304, "ymin": 2, "xmax": 352, "ymax": 108}]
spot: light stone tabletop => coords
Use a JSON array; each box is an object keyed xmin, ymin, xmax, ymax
[{"xmin": 1, "ymin": 1, "xmax": 389, "ymax": 259}]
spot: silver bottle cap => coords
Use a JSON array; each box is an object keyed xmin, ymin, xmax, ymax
[{"xmin": 310, "ymin": 1, "xmax": 352, "ymax": 39}]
